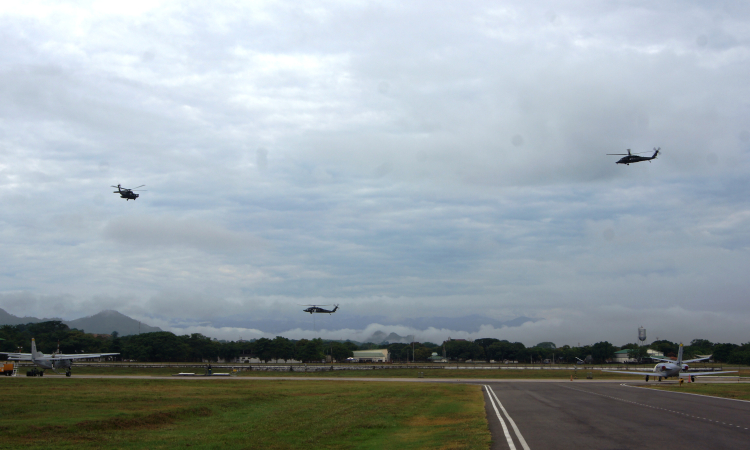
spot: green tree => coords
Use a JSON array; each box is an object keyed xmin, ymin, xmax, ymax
[
  {"xmin": 296, "ymin": 339, "xmax": 324, "ymax": 362},
  {"xmin": 535, "ymin": 342, "xmax": 556, "ymax": 349},
  {"xmin": 254, "ymin": 338, "xmax": 274, "ymax": 363},
  {"xmin": 330, "ymin": 342, "xmax": 353, "ymax": 362},
  {"xmin": 444, "ymin": 340, "xmax": 484, "ymax": 361},
  {"xmin": 591, "ymin": 341, "xmax": 615, "ymax": 363},
  {"xmin": 712, "ymin": 343, "xmax": 738, "ymax": 363}
]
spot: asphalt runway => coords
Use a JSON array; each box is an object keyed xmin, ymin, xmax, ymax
[{"xmin": 480, "ymin": 381, "xmax": 750, "ymax": 450}]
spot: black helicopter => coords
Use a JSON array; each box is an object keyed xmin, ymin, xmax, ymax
[
  {"xmin": 112, "ymin": 184, "xmax": 146, "ymax": 200},
  {"xmin": 608, "ymin": 148, "xmax": 660, "ymax": 165},
  {"xmin": 302, "ymin": 304, "xmax": 339, "ymax": 314}
]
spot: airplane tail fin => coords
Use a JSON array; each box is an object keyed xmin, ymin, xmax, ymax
[
  {"xmin": 677, "ymin": 343, "xmax": 684, "ymax": 365},
  {"xmin": 31, "ymin": 338, "xmax": 43, "ymax": 360}
]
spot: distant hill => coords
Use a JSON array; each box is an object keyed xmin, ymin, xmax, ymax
[
  {"xmin": 0, "ymin": 308, "xmax": 59, "ymax": 325},
  {"xmin": 0, "ymin": 308, "xmax": 160, "ymax": 336},
  {"xmin": 65, "ymin": 310, "xmax": 161, "ymax": 335}
]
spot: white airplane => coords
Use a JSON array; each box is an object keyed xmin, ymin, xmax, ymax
[
  {"xmin": 603, "ymin": 343, "xmax": 736, "ymax": 382},
  {"xmin": 1, "ymin": 338, "xmax": 119, "ymax": 377}
]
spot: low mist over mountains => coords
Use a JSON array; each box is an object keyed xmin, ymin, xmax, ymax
[
  {"xmin": 0, "ymin": 308, "xmax": 161, "ymax": 336},
  {"xmin": 1, "ymin": 307, "xmax": 539, "ymax": 342},
  {"xmin": 210, "ymin": 314, "xmax": 538, "ymax": 334}
]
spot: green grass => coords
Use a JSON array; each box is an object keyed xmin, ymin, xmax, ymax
[
  {"xmin": 644, "ymin": 383, "xmax": 750, "ymax": 401},
  {"xmin": 0, "ymin": 378, "xmax": 490, "ymax": 449}
]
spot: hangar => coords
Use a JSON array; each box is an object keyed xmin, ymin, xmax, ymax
[{"xmin": 352, "ymin": 349, "xmax": 389, "ymax": 362}]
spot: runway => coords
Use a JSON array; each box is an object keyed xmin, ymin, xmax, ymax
[{"xmin": 480, "ymin": 381, "xmax": 750, "ymax": 450}]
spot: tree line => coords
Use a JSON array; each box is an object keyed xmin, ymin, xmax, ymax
[{"xmin": 1, "ymin": 321, "xmax": 748, "ymax": 364}]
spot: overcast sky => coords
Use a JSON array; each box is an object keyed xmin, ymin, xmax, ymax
[{"xmin": 1, "ymin": 1, "xmax": 749, "ymax": 346}]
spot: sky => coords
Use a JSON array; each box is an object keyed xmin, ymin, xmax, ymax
[{"xmin": 1, "ymin": 1, "xmax": 749, "ymax": 346}]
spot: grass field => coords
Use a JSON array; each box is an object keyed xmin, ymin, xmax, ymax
[
  {"xmin": 644, "ymin": 383, "xmax": 750, "ymax": 401},
  {"xmin": 0, "ymin": 378, "xmax": 490, "ymax": 449}
]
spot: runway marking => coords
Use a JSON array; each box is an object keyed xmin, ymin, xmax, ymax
[
  {"xmin": 560, "ymin": 384, "xmax": 749, "ymax": 433},
  {"xmin": 484, "ymin": 386, "xmax": 516, "ymax": 450},
  {"xmin": 484, "ymin": 385, "xmax": 530, "ymax": 450},
  {"xmin": 622, "ymin": 382, "xmax": 750, "ymax": 404}
]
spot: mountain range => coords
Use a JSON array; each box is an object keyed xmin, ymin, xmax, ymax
[
  {"xmin": 0, "ymin": 308, "xmax": 161, "ymax": 336},
  {"xmin": 1, "ymin": 307, "xmax": 539, "ymax": 340}
]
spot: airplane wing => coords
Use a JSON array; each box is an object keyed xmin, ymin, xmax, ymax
[
  {"xmin": 682, "ymin": 356, "xmax": 711, "ymax": 363},
  {"xmin": 49, "ymin": 353, "xmax": 119, "ymax": 360},
  {"xmin": 679, "ymin": 370, "xmax": 737, "ymax": 377},
  {"xmin": 1, "ymin": 353, "xmax": 33, "ymax": 361},
  {"xmin": 650, "ymin": 357, "xmax": 674, "ymax": 363}
]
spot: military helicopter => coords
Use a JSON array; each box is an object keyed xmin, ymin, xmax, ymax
[
  {"xmin": 608, "ymin": 147, "xmax": 660, "ymax": 165},
  {"xmin": 302, "ymin": 304, "xmax": 339, "ymax": 314},
  {"xmin": 112, "ymin": 184, "xmax": 146, "ymax": 200}
]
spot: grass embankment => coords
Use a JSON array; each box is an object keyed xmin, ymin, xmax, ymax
[
  {"xmin": 644, "ymin": 383, "xmax": 750, "ymax": 401},
  {"xmin": 0, "ymin": 378, "xmax": 490, "ymax": 449}
]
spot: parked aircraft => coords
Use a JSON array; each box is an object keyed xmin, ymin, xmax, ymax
[
  {"xmin": 0, "ymin": 338, "xmax": 119, "ymax": 377},
  {"xmin": 602, "ymin": 343, "xmax": 736, "ymax": 382}
]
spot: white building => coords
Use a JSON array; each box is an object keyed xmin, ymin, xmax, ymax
[{"xmin": 352, "ymin": 349, "xmax": 389, "ymax": 362}]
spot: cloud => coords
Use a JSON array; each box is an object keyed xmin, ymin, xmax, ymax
[
  {"xmin": 1, "ymin": 2, "xmax": 749, "ymax": 345},
  {"xmin": 102, "ymin": 215, "xmax": 265, "ymax": 254}
]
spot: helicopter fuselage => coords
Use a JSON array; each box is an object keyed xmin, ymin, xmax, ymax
[
  {"xmin": 616, "ymin": 155, "xmax": 653, "ymax": 165},
  {"xmin": 112, "ymin": 184, "xmax": 143, "ymax": 200},
  {"xmin": 614, "ymin": 148, "xmax": 660, "ymax": 165},
  {"xmin": 118, "ymin": 191, "xmax": 139, "ymax": 200}
]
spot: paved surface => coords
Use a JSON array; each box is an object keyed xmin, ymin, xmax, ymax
[{"xmin": 480, "ymin": 381, "xmax": 750, "ymax": 450}]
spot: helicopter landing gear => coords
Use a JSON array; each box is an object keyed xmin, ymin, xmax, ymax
[
  {"xmin": 66, "ymin": 370, "xmax": 71, "ymax": 377},
  {"xmin": 645, "ymin": 375, "xmax": 649, "ymax": 382},
  {"xmin": 658, "ymin": 377, "xmax": 662, "ymax": 382}
]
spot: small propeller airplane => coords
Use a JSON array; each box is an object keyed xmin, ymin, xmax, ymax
[
  {"xmin": 602, "ymin": 343, "xmax": 736, "ymax": 382},
  {"xmin": 302, "ymin": 304, "xmax": 339, "ymax": 314},
  {"xmin": 608, "ymin": 147, "xmax": 660, "ymax": 165},
  {"xmin": 0, "ymin": 338, "xmax": 119, "ymax": 377},
  {"xmin": 112, "ymin": 184, "xmax": 146, "ymax": 200}
]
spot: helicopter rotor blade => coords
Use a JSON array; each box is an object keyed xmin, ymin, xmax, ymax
[
  {"xmin": 607, "ymin": 154, "xmax": 628, "ymax": 155},
  {"xmin": 132, "ymin": 185, "xmax": 145, "ymax": 189}
]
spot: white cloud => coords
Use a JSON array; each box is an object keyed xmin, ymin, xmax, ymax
[{"xmin": 1, "ymin": 1, "xmax": 749, "ymax": 344}]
